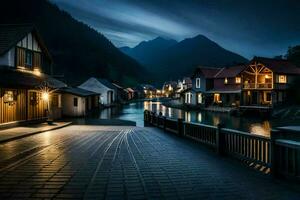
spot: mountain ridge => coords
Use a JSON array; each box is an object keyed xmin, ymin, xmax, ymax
[{"xmin": 121, "ymin": 34, "xmax": 248, "ymax": 83}]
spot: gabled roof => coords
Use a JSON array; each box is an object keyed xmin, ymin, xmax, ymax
[
  {"xmin": 59, "ymin": 87, "xmax": 99, "ymax": 97},
  {"xmin": 0, "ymin": 66, "xmax": 66, "ymax": 89},
  {"xmin": 252, "ymin": 56, "xmax": 300, "ymax": 75},
  {"xmin": 0, "ymin": 24, "xmax": 52, "ymax": 61},
  {"xmin": 126, "ymin": 88, "xmax": 134, "ymax": 92},
  {"xmin": 97, "ymin": 78, "xmax": 118, "ymax": 90},
  {"xmin": 192, "ymin": 67, "xmax": 221, "ymax": 79},
  {"xmin": 214, "ymin": 65, "xmax": 246, "ymax": 78}
]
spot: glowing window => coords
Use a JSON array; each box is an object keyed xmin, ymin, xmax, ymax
[
  {"xmin": 197, "ymin": 93, "xmax": 203, "ymax": 104},
  {"xmin": 224, "ymin": 78, "xmax": 228, "ymax": 84},
  {"xmin": 278, "ymin": 75, "xmax": 287, "ymax": 83},
  {"xmin": 235, "ymin": 77, "xmax": 241, "ymax": 84}
]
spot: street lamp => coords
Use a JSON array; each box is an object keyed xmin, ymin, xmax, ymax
[{"xmin": 39, "ymin": 82, "xmax": 54, "ymax": 125}]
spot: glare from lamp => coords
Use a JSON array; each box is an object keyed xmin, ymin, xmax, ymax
[{"xmin": 42, "ymin": 92, "xmax": 49, "ymax": 102}]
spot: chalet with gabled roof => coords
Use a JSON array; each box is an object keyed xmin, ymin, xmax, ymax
[
  {"xmin": 182, "ymin": 67, "xmax": 220, "ymax": 106},
  {"xmin": 208, "ymin": 65, "xmax": 246, "ymax": 106},
  {"xmin": 240, "ymin": 57, "xmax": 300, "ymax": 108},
  {"xmin": 0, "ymin": 24, "xmax": 66, "ymax": 126}
]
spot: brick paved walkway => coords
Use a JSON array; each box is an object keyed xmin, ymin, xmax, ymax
[{"xmin": 0, "ymin": 125, "xmax": 299, "ymax": 199}]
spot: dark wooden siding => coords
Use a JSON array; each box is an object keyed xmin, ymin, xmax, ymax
[{"xmin": 0, "ymin": 88, "xmax": 47, "ymax": 124}]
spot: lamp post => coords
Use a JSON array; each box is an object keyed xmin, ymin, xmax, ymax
[{"xmin": 39, "ymin": 82, "xmax": 54, "ymax": 125}]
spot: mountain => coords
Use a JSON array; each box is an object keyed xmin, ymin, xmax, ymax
[
  {"xmin": 0, "ymin": 0, "xmax": 146, "ymax": 86},
  {"xmin": 120, "ymin": 37, "xmax": 178, "ymax": 66},
  {"xmin": 121, "ymin": 35, "xmax": 248, "ymax": 83}
]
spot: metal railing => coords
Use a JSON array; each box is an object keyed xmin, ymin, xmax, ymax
[{"xmin": 144, "ymin": 110, "xmax": 300, "ymax": 181}]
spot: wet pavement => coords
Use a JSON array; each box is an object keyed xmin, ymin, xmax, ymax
[{"xmin": 0, "ymin": 125, "xmax": 299, "ymax": 199}]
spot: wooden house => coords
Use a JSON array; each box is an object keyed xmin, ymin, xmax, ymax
[
  {"xmin": 79, "ymin": 77, "xmax": 117, "ymax": 106},
  {"xmin": 183, "ymin": 67, "xmax": 219, "ymax": 106},
  {"xmin": 240, "ymin": 57, "xmax": 300, "ymax": 108},
  {"xmin": 0, "ymin": 24, "xmax": 66, "ymax": 127},
  {"xmin": 208, "ymin": 65, "xmax": 246, "ymax": 106},
  {"xmin": 59, "ymin": 87, "xmax": 99, "ymax": 117}
]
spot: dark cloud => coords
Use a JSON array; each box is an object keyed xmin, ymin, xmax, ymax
[{"xmin": 51, "ymin": 0, "xmax": 300, "ymax": 58}]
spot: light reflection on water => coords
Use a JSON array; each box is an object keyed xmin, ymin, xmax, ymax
[{"xmin": 98, "ymin": 100, "xmax": 298, "ymax": 137}]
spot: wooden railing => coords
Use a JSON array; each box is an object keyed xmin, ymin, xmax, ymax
[
  {"xmin": 243, "ymin": 83, "xmax": 272, "ymax": 89},
  {"xmin": 144, "ymin": 110, "xmax": 300, "ymax": 181}
]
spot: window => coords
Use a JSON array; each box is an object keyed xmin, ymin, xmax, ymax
[
  {"xmin": 235, "ymin": 77, "xmax": 241, "ymax": 84},
  {"xmin": 29, "ymin": 91, "xmax": 38, "ymax": 105},
  {"xmin": 185, "ymin": 92, "xmax": 192, "ymax": 104},
  {"xmin": 195, "ymin": 78, "xmax": 201, "ymax": 88},
  {"xmin": 278, "ymin": 75, "xmax": 287, "ymax": 83},
  {"xmin": 214, "ymin": 93, "xmax": 221, "ymax": 103},
  {"xmin": 25, "ymin": 50, "xmax": 32, "ymax": 67},
  {"xmin": 52, "ymin": 94, "xmax": 59, "ymax": 107},
  {"xmin": 197, "ymin": 93, "xmax": 203, "ymax": 104},
  {"xmin": 3, "ymin": 90, "xmax": 16, "ymax": 103},
  {"xmin": 224, "ymin": 78, "xmax": 228, "ymax": 84},
  {"xmin": 73, "ymin": 97, "xmax": 78, "ymax": 107},
  {"xmin": 264, "ymin": 92, "xmax": 272, "ymax": 102}
]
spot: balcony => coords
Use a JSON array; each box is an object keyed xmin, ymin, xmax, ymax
[{"xmin": 243, "ymin": 83, "xmax": 273, "ymax": 89}]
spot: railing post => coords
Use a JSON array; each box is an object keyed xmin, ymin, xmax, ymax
[
  {"xmin": 178, "ymin": 118, "xmax": 184, "ymax": 137},
  {"xmin": 216, "ymin": 123, "xmax": 225, "ymax": 156},
  {"xmin": 270, "ymin": 129, "xmax": 280, "ymax": 178},
  {"xmin": 163, "ymin": 116, "xmax": 167, "ymax": 132},
  {"xmin": 144, "ymin": 110, "xmax": 149, "ymax": 127}
]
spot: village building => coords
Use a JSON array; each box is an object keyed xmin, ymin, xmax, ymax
[
  {"xmin": 240, "ymin": 57, "xmax": 300, "ymax": 109},
  {"xmin": 79, "ymin": 77, "xmax": 117, "ymax": 106},
  {"xmin": 208, "ymin": 65, "xmax": 246, "ymax": 107},
  {"xmin": 59, "ymin": 87, "xmax": 99, "ymax": 117},
  {"xmin": 175, "ymin": 77, "xmax": 192, "ymax": 98},
  {"xmin": 125, "ymin": 87, "xmax": 135, "ymax": 100},
  {"xmin": 182, "ymin": 67, "xmax": 219, "ymax": 106},
  {"xmin": 0, "ymin": 24, "xmax": 66, "ymax": 127},
  {"xmin": 112, "ymin": 83, "xmax": 129, "ymax": 102},
  {"xmin": 162, "ymin": 81, "xmax": 177, "ymax": 97}
]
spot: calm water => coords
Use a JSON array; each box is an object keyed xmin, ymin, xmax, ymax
[{"xmin": 98, "ymin": 100, "xmax": 298, "ymax": 137}]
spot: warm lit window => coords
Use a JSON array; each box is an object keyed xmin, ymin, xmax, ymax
[
  {"xmin": 278, "ymin": 75, "xmax": 287, "ymax": 83},
  {"xmin": 235, "ymin": 77, "xmax": 241, "ymax": 84},
  {"xmin": 224, "ymin": 78, "xmax": 228, "ymax": 84},
  {"xmin": 214, "ymin": 93, "xmax": 221, "ymax": 103},
  {"xmin": 197, "ymin": 93, "xmax": 203, "ymax": 104},
  {"xmin": 195, "ymin": 78, "xmax": 201, "ymax": 88}
]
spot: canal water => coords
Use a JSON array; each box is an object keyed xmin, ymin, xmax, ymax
[{"xmin": 98, "ymin": 100, "xmax": 299, "ymax": 137}]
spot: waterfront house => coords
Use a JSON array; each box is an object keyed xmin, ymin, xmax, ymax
[
  {"xmin": 59, "ymin": 87, "xmax": 99, "ymax": 117},
  {"xmin": 240, "ymin": 57, "xmax": 300, "ymax": 109},
  {"xmin": 183, "ymin": 67, "xmax": 220, "ymax": 106},
  {"xmin": 162, "ymin": 81, "xmax": 177, "ymax": 98},
  {"xmin": 175, "ymin": 77, "xmax": 192, "ymax": 98},
  {"xmin": 79, "ymin": 77, "xmax": 117, "ymax": 106},
  {"xmin": 125, "ymin": 87, "xmax": 135, "ymax": 100},
  {"xmin": 112, "ymin": 83, "xmax": 128, "ymax": 102},
  {"xmin": 135, "ymin": 84, "xmax": 156, "ymax": 99},
  {"xmin": 0, "ymin": 24, "xmax": 66, "ymax": 127},
  {"xmin": 208, "ymin": 65, "xmax": 246, "ymax": 106}
]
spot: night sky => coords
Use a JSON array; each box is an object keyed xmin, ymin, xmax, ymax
[{"xmin": 50, "ymin": 0, "xmax": 300, "ymax": 59}]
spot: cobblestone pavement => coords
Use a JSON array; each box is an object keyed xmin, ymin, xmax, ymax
[{"xmin": 0, "ymin": 125, "xmax": 299, "ymax": 199}]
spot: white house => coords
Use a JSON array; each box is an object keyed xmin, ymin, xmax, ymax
[
  {"xmin": 79, "ymin": 77, "xmax": 117, "ymax": 105},
  {"xmin": 60, "ymin": 87, "xmax": 99, "ymax": 117}
]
